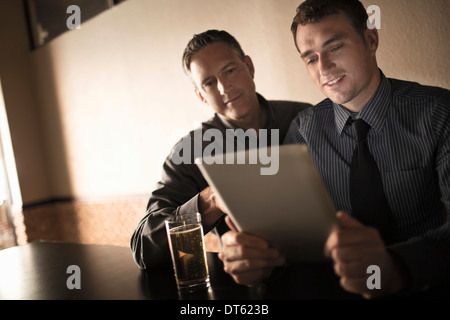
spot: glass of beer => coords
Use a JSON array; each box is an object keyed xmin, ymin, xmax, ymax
[{"xmin": 165, "ymin": 213, "xmax": 210, "ymax": 292}]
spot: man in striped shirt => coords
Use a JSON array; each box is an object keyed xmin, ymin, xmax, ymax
[
  {"xmin": 219, "ymin": 0, "xmax": 449, "ymax": 299},
  {"xmin": 286, "ymin": 0, "xmax": 450, "ymax": 298}
]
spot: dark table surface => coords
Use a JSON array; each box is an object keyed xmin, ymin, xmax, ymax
[{"xmin": 0, "ymin": 241, "xmax": 448, "ymax": 301}]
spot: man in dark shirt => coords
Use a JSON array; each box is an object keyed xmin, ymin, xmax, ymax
[
  {"xmin": 130, "ymin": 30, "xmax": 310, "ymax": 269},
  {"xmin": 219, "ymin": 0, "xmax": 449, "ymax": 298}
]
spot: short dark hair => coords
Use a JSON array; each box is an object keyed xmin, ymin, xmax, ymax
[
  {"xmin": 182, "ymin": 30, "xmax": 246, "ymax": 76},
  {"xmin": 291, "ymin": 0, "xmax": 369, "ymax": 51}
]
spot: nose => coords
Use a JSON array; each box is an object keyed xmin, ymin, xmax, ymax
[
  {"xmin": 217, "ymin": 77, "xmax": 232, "ymax": 95},
  {"xmin": 318, "ymin": 54, "xmax": 335, "ymax": 77}
]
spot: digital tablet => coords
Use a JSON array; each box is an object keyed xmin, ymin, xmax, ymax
[{"xmin": 195, "ymin": 144, "xmax": 337, "ymax": 261}]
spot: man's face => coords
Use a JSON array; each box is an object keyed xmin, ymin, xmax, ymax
[
  {"xmin": 295, "ymin": 13, "xmax": 379, "ymax": 112},
  {"xmin": 189, "ymin": 42, "xmax": 258, "ymax": 125}
]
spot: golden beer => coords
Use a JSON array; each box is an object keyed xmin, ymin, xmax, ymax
[{"xmin": 167, "ymin": 222, "xmax": 210, "ymax": 291}]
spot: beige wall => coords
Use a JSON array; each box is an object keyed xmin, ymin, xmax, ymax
[
  {"xmin": 0, "ymin": 1, "xmax": 50, "ymax": 204},
  {"xmin": 1, "ymin": 0, "xmax": 449, "ymax": 205}
]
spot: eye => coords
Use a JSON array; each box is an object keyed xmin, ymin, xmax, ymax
[
  {"xmin": 202, "ymin": 78, "xmax": 217, "ymax": 90},
  {"xmin": 331, "ymin": 44, "xmax": 343, "ymax": 52},
  {"xmin": 306, "ymin": 57, "xmax": 318, "ymax": 65},
  {"xmin": 224, "ymin": 67, "xmax": 236, "ymax": 75}
]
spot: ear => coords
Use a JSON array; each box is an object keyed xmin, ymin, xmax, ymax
[
  {"xmin": 194, "ymin": 87, "xmax": 208, "ymax": 105},
  {"xmin": 244, "ymin": 55, "xmax": 255, "ymax": 79},
  {"xmin": 365, "ymin": 28, "xmax": 379, "ymax": 56}
]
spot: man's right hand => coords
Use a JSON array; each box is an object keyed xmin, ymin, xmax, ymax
[
  {"xmin": 198, "ymin": 187, "xmax": 227, "ymax": 226},
  {"xmin": 218, "ymin": 216, "xmax": 285, "ymax": 286}
]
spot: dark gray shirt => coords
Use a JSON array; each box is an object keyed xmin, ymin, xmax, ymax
[
  {"xmin": 131, "ymin": 94, "xmax": 311, "ymax": 269},
  {"xmin": 284, "ymin": 71, "xmax": 450, "ymax": 292}
]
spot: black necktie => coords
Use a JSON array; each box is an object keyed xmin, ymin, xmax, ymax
[{"xmin": 349, "ymin": 118, "xmax": 393, "ymax": 244}]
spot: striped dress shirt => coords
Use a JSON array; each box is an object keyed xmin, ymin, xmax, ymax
[{"xmin": 285, "ymin": 70, "xmax": 450, "ymax": 292}]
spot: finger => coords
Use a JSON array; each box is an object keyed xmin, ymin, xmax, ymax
[
  {"xmin": 222, "ymin": 256, "xmax": 285, "ymax": 275},
  {"xmin": 225, "ymin": 215, "xmax": 238, "ymax": 232},
  {"xmin": 333, "ymin": 260, "xmax": 368, "ymax": 278},
  {"xmin": 336, "ymin": 211, "xmax": 365, "ymax": 229},
  {"xmin": 215, "ymin": 194, "xmax": 228, "ymax": 214},
  {"xmin": 330, "ymin": 246, "xmax": 365, "ymax": 263},
  {"xmin": 229, "ymin": 267, "xmax": 274, "ymax": 286},
  {"xmin": 324, "ymin": 233, "xmax": 333, "ymax": 258},
  {"xmin": 220, "ymin": 244, "xmax": 282, "ymax": 262},
  {"xmin": 339, "ymin": 276, "xmax": 368, "ymax": 296},
  {"xmin": 325, "ymin": 227, "xmax": 381, "ymax": 256},
  {"xmin": 325, "ymin": 212, "xmax": 361, "ymax": 257},
  {"xmin": 221, "ymin": 230, "xmax": 270, "ymax": 250}
]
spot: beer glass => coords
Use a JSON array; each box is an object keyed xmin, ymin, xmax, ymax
[{"xmin": 165, "ymin": 213, "xmax": 210, "ymax": 292}]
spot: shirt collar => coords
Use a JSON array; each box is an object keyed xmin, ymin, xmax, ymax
[{"xmin": 334, "ymin": 70, "xmax": 391, "ymax": 135}]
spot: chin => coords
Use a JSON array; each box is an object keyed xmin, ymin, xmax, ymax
[
  {"xmin": 229, "ymin": 108, "xmax": 251, "ymax": 120},
  {"xmin": 324, "ymin": 92, "xmax": 350, "ymax": 106}
]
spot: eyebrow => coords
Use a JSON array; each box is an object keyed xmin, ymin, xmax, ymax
[
  {"xmin": 300, "ymin": 33, "xmax": 346, "ymax": 59},
  {"xmin": 220, "ymin": 62, "xmax": 237, "ymax": 72}
]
